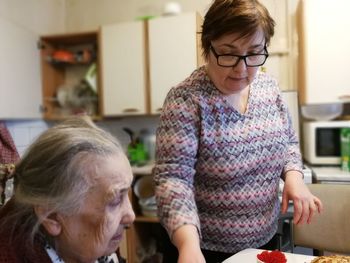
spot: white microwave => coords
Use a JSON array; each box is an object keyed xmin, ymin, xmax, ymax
[{"xmin": 303, "ymin": 120, "xmax": 350, "ymax": 165}]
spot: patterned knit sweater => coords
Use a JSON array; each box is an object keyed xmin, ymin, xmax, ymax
[{"xmin": 153, "ymin": 66, "xmax": 303, "ymax": 253}]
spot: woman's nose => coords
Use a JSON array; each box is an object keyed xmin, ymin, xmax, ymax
[
  {"xmin": 122, "ymin": 197, "xmax": 135, "ymax": 225},
  {"xmin": 233, "ymin": 58, "xmax": 247, "ymax": 71}
]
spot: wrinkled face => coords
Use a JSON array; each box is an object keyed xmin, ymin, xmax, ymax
[
  {"xmin": 206, "ymin": 29, "xmax": 266, "ymax": 95},
  {"xmin": 56, "ymin": 153, "xmax": 135, "ymax": 262}
]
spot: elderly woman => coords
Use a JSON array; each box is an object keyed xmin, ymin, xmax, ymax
[{"xmin": 0, "ymin": 117, "xmax": 135, "ymax": 263}]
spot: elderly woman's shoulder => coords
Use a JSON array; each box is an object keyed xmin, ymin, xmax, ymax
[{"xmin": 0, "ymin": 239, "xmax": 19, "ymax": 261}]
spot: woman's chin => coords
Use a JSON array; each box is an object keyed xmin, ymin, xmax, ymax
[
  {"xmin": 224, "ymin": 86, "xmax": 247, "ymax": 95},
  {"xmin": 223, "ymin": 82, "xmax": 249, "ymax": 94},
  {"xmin": 105, "ymin": 239, "xmax": 120, "ymax": 255}
]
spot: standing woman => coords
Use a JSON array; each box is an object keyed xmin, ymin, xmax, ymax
[{"xmin": 153, "ymin": 0, "xmax": 323, "ymax": 262}]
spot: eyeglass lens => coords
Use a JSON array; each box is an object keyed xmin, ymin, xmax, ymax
[{"xmin": 218, "ymin": 54, "xmax": 267, "ymax": 67}]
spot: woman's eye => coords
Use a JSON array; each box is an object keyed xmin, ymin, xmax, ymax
[{"xmin": 109, "ymin": 196, "xmax": 122, "ymax": 207}]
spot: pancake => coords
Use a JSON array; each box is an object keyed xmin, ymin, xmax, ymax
[{"xmin": 311, "ymin": 255, "xmax": 350, "ymax": 263}]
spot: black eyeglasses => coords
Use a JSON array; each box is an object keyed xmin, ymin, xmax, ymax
[{"xmin": 210, "ymin": 45, "xmax": 269, "ymax": 67}]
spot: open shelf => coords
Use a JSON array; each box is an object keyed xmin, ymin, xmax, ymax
[{"xmin": 39, "ymin": 31, "xmax": 100, "ymax": 120}]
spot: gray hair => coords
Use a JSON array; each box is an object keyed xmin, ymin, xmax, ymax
[{"xmin": 1, "ymin": 116, "xmax": 125, "ymax": 244}]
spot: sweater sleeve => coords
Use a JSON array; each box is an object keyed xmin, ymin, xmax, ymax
[
  {"xmin": 275, "ymin": 86, "xmax": 304, "ymax": 177},
  {"xmin": 153, "ymin": 87, "xmax": 201, "ymax": 239}
]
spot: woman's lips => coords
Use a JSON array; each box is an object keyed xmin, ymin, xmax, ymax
[
  {"xmin": 229, "ymin": 76, "xmax": 247, "ymax": 81},
  {"xmin": 111, "ymin": 231, "xmax": 123, "ymax": 241}
]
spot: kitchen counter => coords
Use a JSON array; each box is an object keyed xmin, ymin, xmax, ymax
[
  {"xmin": 131, "ymin": 162, "xmax": 154, "ymax": 175},
  {"xmin": 311, "ymin": 166, "xmax": 350, "ymax": 184}
]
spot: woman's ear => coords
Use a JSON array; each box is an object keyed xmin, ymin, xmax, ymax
[{"xmin": 34, "ymin": 206, "xmax": 62, "ymax": 236}]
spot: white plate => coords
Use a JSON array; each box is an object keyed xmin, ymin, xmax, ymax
[{"xmin": 222, "ymin": 248, "xmax": 315, "ymax": 263}]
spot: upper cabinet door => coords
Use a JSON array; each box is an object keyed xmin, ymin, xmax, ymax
[
  {"xmin": 0, "ymin": 17, "xmax": 41, "ymax": 119},
  {"xmin": 100, "ymin": 21, "xmax": 147, "ymax": 116},
  {"xmin": 298, "ymin": 0, "xmax": 350, "ymax": 104},
  {"xmin": 148, "ymin": 13, "xmax": 203, "ymax": 114}
]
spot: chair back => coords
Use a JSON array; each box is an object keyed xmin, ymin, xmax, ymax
[{"xmin": 293, "ymin": 184, "xmax": 350, "ymax": 254}]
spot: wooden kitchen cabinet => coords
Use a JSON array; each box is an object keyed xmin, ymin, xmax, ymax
[
  {"xmin": 297, "ymin": 0, "xmax": 350, "ymax": 105},
  {"xmin": 0, "ymin": 16, "xmax": 42, "ymax": 119},
  {"xmin": 148, "ymin": 12, "xmax": 204, "ymax": 114},
  {"xmin": 100, "ymin": 21, "xmax": 148, "ymax": 116},
  {"xmin": 40, "ymin": 23, "xmax": 147, "ymax": 119},
  {"xmin": 39, "ymin": 31, "xmax": 100, "ymax": 120},
  {"xmin": 38, "ymin": 13, "xmax": 203, "ymax": 120},
  {"xmin": 100, "ymin": 12, "xmax": 203, "ymax": 117},
  {"xmin": 258, "ymin": 0, "xmax": 296, "ymax": 92}
]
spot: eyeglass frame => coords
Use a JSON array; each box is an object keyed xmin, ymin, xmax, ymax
[{"xmin": 210, "ymin": 45, "xmax": 269, "ymax": 68}]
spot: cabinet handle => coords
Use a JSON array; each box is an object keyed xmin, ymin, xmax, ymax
[
  {"xmin": 123, "ymin": 108, "xmax": 140, "ymax": 113},
  {"xmin": 339, "ymin": 95, "xmax": 350, "ymax": 101},
  {"xmin": 155, "ymin": 108, "xmax": 162, "ymax": 113}
]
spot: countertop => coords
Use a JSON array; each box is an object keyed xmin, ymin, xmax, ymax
[
  {"xmin": 131, "ymin": 162, "xmax": 154, "ymax": 175},
  {"xmin": 311, "ymin": 166, "xmax": 350, "ymax": 183}
]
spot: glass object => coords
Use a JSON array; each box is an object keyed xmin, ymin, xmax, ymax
[
  {"xmin": 301, "ymin": 103, "xmax": 343, "ymax": 121},
  {"xmin": 316, "ymin": 128, "xmax": 341, "ymax": 157}
]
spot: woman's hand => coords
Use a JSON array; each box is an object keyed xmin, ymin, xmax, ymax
[
  {"xmin": 281, "ymin": 171, "xmax": 323, "ymax": 225},
  {"xmin": 173, "ymin": 225, "xmax": 206, "ymax": 263}
]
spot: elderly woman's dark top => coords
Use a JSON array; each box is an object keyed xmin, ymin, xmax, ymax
[{"xmin": 0, "ymin": 199, "xmax": 52, "ymax": 263}]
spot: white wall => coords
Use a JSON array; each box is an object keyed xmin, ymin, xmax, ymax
[
  {"xmin": 5, "ymin": 120, "xmax": 50, "ymax": 156},
  {"xmin": 65, "ymin": 0, "xmax": 212, "ymax": 32},
  {"xmin": 0, "ymin": 0, "xmax": 65, "ymax": 35},
  {"xmin": 0, "ymin": 0, "xmax": 65, "ymax": 154},
  {"xmin": 64, "ymin": 0, "xmax": 297, "ymax": 45}
]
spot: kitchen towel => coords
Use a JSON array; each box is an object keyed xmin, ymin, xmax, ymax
[{"xmin": 0, "ymin": 122, "xmax": 19, "ymax": 164}]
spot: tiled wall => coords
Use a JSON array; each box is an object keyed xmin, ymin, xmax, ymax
[
  {"xmin": 97, "ymin": 116, "xmax": 159, "ymax": 149},
  {"xmin": 4, "ymin": 116, "xmax": 159, "ymax": 157},
  {"xmin": 5, "ymin": 119, "xmax": 50, "ymax": 157}
]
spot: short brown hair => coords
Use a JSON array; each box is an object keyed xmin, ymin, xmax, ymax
[{"xmin": 201, "ymin": 0, "xmax": 275, "ymax": 59}]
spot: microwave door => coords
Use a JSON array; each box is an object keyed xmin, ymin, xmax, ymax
[
  {"xmin": 316, "ymin": 128, "xmax": 341, "ymax": 157},
  {"xmin": 315, "ymin": 127, "xmax": 341, "ymax": 164}
]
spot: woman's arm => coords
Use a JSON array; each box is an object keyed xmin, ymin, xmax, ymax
[
  {"xmin": 274, "ymin": 86, "xmax": 323, "ymax": 224},
  {"xmin": 154, "ymin": 86, "xmax": 202, "ymax": 256},
  {"xmin": 173, "ymin": 225, "xmax": 205, "ymax": 263}
]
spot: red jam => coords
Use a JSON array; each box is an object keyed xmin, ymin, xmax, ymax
[{"xmin": 257, "ymin": 250, "xmax": 287, "ymax": 263}]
